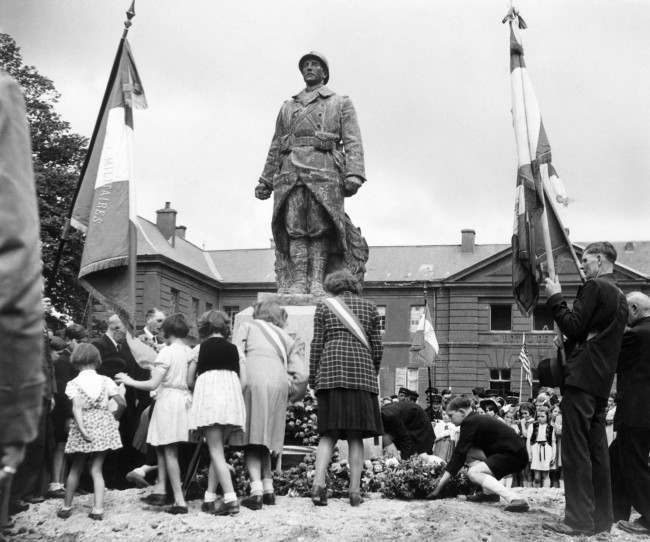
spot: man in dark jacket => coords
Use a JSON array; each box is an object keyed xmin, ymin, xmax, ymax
[
  {"xmin": 381, "ymin": 400, "xmax": 434, "ymax": 459},
  {"xmin": 542, "ymin": 242, "xmax": 628, "ymax": 536},
  {"xmin": 610, "ymin": 291, "xmax": 650, "ymax": 535}
]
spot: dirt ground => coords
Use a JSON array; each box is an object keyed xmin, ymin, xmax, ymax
[{"xmin": 3, "ymin": 488, "xmax": 644, "ymax": 541}]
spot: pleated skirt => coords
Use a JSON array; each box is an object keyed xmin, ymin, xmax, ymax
[{"xmin": 316, "ymin": 388, "xmax": 383, "ymax": 439}]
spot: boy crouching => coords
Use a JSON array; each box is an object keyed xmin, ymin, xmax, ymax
[{"xmin": 429, "ymin": 396, "xmax": 529, "ymax": 512}]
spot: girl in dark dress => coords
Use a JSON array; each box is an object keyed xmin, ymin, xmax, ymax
[{"xmin": 309, "ymin": 270, "xmax": 383, "ymax": 507}]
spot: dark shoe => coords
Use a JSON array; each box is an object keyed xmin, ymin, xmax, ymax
[
  {"xmin": 46, "ymin": 488, "xmax": 66, "ymax": 499},
  {"xmin": 504, "ymin": 499, "xmax": 529, "ymax": 512},
  {"xmin": 56, "ymin": 507, "xmax": 72, "ymax": 519},
  {"xmin": 542, "ymin": 520, "xmax": 593, "ymax": 536},
  {"xmin": 311, "ymin": 485, "xmax": 328, "ymax": 507},
  {"xmin": 241, "ymin": 494, "xmax": 263, "ymax": 511},
  {"xmin": 262, "ymin": 492, "xmax": 276, "ymax": 505},
  {"xmin": 88, "ymin": 512, "xmax": 103, "ymax": 521},
  {"xmin": 466, "ymin": 492, "xmax": 500, "ymax": 503},
  {"xmin": 9, "ymin": 501, "xmax": 29, "ymax": 515},
  {"xmin": 213, "ymin": 500, "xmax": 239, "ymax": 516},
  {"xmin": 349, "ymin": 492, "xmax": 364, "ymax": 507},
  {"xmin": 201, "ymin": 501, "xmax": 216, "ymax": 513},
  {"xmin": 166, "ymin": 505, "xmax": 188, "ymax": 515},
  {"xmin": 140, "ymin": 493, "xmax": 169, "ymax": 506},
  {"xmin": 618, "ymin": 519, "xmax": 650, "ymax": 535},
  {"xmin": 126, "ymin": 470, "xmax": 150, "ymax": 488}
]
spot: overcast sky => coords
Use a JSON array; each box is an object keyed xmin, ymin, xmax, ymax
[{"xmin": 2, "ymin": 0, "xmax": 649, "ymax": 250}]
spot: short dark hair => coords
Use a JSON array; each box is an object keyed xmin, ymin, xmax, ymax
[
  {"xmin": 50, "ymin": 336, "xmax": 68, "ymax": 352},
  {"xmin": 324, "ymin": 269, "xmax": 361, "ymax": 296},
  {"xmin": 65, "ymin": 324, "xmax": 88, "ymax": 342},
  {"xmin": 584, "ymin": 242, "xmax": 617, "ymax": 263},
  {"xmin": 145, "ymin": 307, "xmax": 164, "ymax": 322},
  {"xmin": 70, "ymin": 343, "xmax": 101, "ymax": 369},
  {"xmin": 161, "ymin": 313, "xmax": 190, "ymax": 339},
  {"xmin": 198, "ymin": 310, "xmax": 231, "ymax": 340},
  {"xmin": 447, "ymin": 396, "xmax": 472, "ymax": 412}
]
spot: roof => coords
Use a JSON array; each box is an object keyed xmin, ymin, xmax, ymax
[{"xmin": 135, "ymin": 215, "xmax": 650, "ymax": 284}]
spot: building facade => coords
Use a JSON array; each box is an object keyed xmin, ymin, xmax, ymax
[{"xmin": 111, "ymin": 203, "xmax": 650, "ymax": 401}]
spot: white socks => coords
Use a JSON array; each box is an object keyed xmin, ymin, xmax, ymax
[
  {"xmin": 223, "ymin": 492, "xmax": 237, "ymax": 503},
  {"xmin": 262, "ymin": 478, "xmax": 274, "ymax": 494},
  {"xmin": 250, "ymin": 481, "xmax": 263, "ymax": 496},
  {"xmin": 204, "ymin": 491, "xmax": 217, "ymax": 503}
]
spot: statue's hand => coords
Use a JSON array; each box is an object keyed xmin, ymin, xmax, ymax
[
  {"xmin": 343, "ymin": 176, "xmax": 363, "ymax": 197},
  {"xmin": 255, "ymin": 182, "xmax": 272, "ymax": 200}
]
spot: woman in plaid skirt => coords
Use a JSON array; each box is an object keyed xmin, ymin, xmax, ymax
[{"xmin": 309, "ymin": 269, "xmax": 383, "ymax": 507}]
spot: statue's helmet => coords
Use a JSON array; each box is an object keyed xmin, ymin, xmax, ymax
[{"xmin": 298, "ymin": 51, "xmax": 329, "ymax": 84}]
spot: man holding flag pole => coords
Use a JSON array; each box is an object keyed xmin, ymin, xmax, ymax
[{"xmin": 504, "ymin": 7, "xmax": 628, "ymax": 535}]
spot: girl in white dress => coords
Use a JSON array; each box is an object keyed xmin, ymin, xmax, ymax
[
  {"xmin": 527, "ymin": 408, "xmax": 556, "ymax": 488},
  {"xmin": 188, "ymin": 310, "xmax": 246, "ymax": 516},
  {"xmin": 117, "ymin": 314, "xmax": 192, "ymax": 515},
  {"xmin": 57, "ymin": 344, "xmax": 124, "ymax": 521}
]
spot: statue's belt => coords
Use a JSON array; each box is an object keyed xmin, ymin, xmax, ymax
[{"xmin": 279, "ymin": 132, "xmax": 340, "ymax": 153}]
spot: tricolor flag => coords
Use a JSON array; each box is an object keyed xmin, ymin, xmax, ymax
[
  {"xmin": 410, "ymin": 304, "xmax": 439, "ymax": 366},
  {"xmin": 70, "ymin": 38, "xmax": 146, "ymax": 327},
  {"xmin": 507, "ymin": 9, "xmax": 573, "ymax": 316},
  {"xmin": 519, "ymin": 337, "xmax": 533, "ymax": 388}
]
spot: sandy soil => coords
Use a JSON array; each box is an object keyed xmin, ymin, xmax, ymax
[{"xmin": 2, "ymin": 488, "xmax": 643, "ymax": 541}]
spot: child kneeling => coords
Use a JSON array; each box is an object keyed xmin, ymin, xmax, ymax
[{"xmin": 429, "ymin": 396, "xmax": 529, "ymax": 512}]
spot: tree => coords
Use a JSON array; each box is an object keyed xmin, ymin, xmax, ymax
[{"xmin": 0, "ymin": 33, "xmax": 89, "ymax": 322}]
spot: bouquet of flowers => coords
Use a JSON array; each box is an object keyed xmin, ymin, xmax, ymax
[{"xmin": 284, "ymin": 394, "xmax": 319, "ymax": 446}]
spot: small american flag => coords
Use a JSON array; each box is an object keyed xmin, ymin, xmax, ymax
[{"xmin": 519, "ymin": 339, "xmax": 533, "ymax": 388}]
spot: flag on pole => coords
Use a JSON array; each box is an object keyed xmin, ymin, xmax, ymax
[
  {"xmin": 507, "ymin": 9, "xmax": 573, "ymax": 316},
  {"xmin": 519, "ymin": 336, "xmax": 533, "ymax": 388},
  {"xmin": 410, "ymin": 304, "xmax": 439, "ymax": 366},
  {"xmin": 70, "ymin": 39, "xmax": 146, "ymax": 327}
]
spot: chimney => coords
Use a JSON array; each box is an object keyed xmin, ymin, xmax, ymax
[
  {"xmin": 461, "ymin": 229, "xmax": 475, "ymax": 253},
  {"xmin": 156, "ymin": 202, "xmax": 177, "ymax": 244},
  {"xmin": 175, "ymin": 225, "xmax": 187, "ymax": 240}
]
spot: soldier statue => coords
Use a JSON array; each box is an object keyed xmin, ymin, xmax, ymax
[{"xmin": 255, "ymin": 51, "xmax": 369, "ymax": 296}]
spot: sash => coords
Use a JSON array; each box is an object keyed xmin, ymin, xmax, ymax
[
  {"xmin": 252, "ymin": 320, "xmax": 288, "ymax": 368},
  {"xmin": 322, "ymin": 297, "xmax": 371, "ymax": 351}
]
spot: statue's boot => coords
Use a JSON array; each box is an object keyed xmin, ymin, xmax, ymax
[
  {"xmin": 288, "ymin": 238, "xmax": 308, "ymax": 295},
  {"xmin": 309, "ymin": 238, "xmax": 327, "ymax": 297}
]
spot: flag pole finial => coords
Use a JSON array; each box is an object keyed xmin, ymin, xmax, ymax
[{"xmin": 122, "ymin": 0, "xmax": 136, "ymax": 38}]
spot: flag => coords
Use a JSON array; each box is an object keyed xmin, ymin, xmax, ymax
[
  {"xmin": 410, "ymin": 304, "xmax": 439, "ymax": 366},
  {"xmin": 70, "ymin": 39, "xmax": 146, "ymax": 327},
  {"xmin": 519, "ymin": 339, "xmax": 533, "ymax": 388},
  {"xmin": 507, "ymin": 11, "xmax": 573, "ymax": 316}
]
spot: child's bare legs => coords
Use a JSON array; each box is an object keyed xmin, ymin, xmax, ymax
[
  {"xmin": 151, "ymin": 447, "xmax": 167, "ymax": 494},
  {"xmin": 163, "ymin": 444, "xmax": 186, "ymax": 507},
  {"xmin": 205, "ymin": 427, "xmax": 236, "ymax": 502},
  {"xmin": 50, "ymin": 443, "xmax": 66, "ymax": 486},
  {"xmin": 89, "ymin": 452, "xmax": 106, "ymax": 513},
  {"xmin": 533, "ymin": 470, "xmax": 542, "ymax": 488},
  {"xmin": 62, "ymin": 455, "xmax": 86, "ymax": 509},
  {"xmin": 541, "ymin": 471, "xmax": 550, "ymax": 488}
]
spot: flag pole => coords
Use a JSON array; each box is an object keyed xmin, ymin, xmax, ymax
[
  {"xmin": 519, "ymin": 333, "xmax": 524, "ymax": 402},
  {"xmin": 49, "ymin": 0, "xmax": 137, "ymax": 284}
]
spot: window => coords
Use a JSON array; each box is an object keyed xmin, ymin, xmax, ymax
[
  {"xmin": 192, "ymin": 297, "xmax": 200, "ymax": 321},
  {"xmin": 377, "ymin": 305, "xmax": 386, "ymax": 335},
  {"xmin": 409, "ymin": 305, "xmax": 425, "ymax": 333},
  {"xmin": 490, "ymin": 304, "xmax": 511, "ymax": 331},
  {"xmin": 170, "ymin": 288, "xmax": 180, "ymax": 314},
  {"xmin": 533, "ymin": 305, "xmax": 554, "ymax": 331},
  {"xmin": 394, "ymin": 367, "xmax": 419, "ymax": 395},
  {"xmin": 489, "ymin": 368, "xmax": 511, "ymax": 395},
  {"xmin": 224, "ymin": 305, "xmax": 240, "ymax": 329},
  {"xmin": 205, "ymin": 302, "xmax": 213, "ymax": 311}
]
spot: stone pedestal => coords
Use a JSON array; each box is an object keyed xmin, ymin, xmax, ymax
[{"xmin": 233, "ymin": 292, "xmax": 382, "ymax": 460}]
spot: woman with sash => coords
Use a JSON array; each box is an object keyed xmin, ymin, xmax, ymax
[
  {"xmin": 232, "ymin": 301, "xmax": 306, "ymax": 510},
  {"xmin": 309, "ymin": 269, "xmax": 384, "ymax": 507}
]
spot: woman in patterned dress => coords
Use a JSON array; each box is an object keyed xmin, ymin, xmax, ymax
[
  {"xmin": 309, "ymin": 269, "xmax": 384, "ymax": 507},
  {"xmin": 57, "ymin": 344, "xmax": 124, "ymax": 521}
]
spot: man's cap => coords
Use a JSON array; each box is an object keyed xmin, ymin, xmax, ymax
[
  {"xmin": 398, "ymin": 387, "xmax": 411, "ymax": 396},
  {"xmin": 298, "ymin": 51, "xmax": 330, "ymax": 84},
  {"xmin": 409, "ymin": 390, "xmax": 419, "ymax": 400}
]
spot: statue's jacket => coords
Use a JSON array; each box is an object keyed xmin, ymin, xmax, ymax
[{"xmin": 259, "ymin": 86, "xmax": 365, "ymax": 255}]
